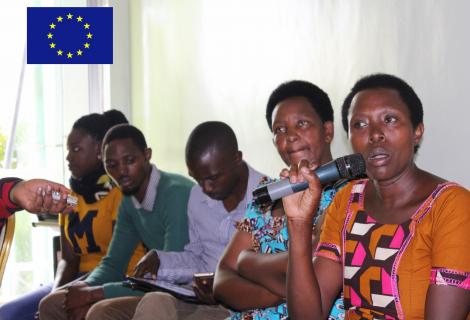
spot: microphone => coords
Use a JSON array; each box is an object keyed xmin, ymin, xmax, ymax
[
  {"xmin": 51, "ymin": 191, "xmax": 78, "ymax": 206},
  {"xmin": 252, "ymin": 153, "xmax": 366, "ymax": 206}
]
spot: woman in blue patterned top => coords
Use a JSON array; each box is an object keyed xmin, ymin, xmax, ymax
[{"xmin": 214, "ymin": 80, "xmax": 345, "ymax": 320}]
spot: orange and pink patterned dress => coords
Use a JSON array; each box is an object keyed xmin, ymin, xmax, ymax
[{"xmin": 316, "ymin": 179, "xmax": 470, "ymax": 319}]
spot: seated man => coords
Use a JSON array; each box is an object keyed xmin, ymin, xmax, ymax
[
  {"xmin": 81, "ymin": 121, "xmax": 264, "ymax": 320},
  {"xmin": 39, "ymin": 124, "xmax": 194, "ymax": 320}
]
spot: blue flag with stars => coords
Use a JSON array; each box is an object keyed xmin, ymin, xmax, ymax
[{"xmin": 27, "ymin": 7, "xmax": 113, "ymax": 64}]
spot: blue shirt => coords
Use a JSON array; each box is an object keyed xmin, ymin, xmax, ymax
[
  {"xmin": 156, "ymin": 163, "xmax": 264, "ymax": 284},
  {"xmin": 233, "ymin": 177, "xmax": 346, "ymax": 320}
]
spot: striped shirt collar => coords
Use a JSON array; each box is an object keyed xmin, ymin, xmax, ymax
[{"xmin": 131, "ymin": 164, "xmax": 161, "ymax": 211}]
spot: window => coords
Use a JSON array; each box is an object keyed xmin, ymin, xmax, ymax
[{"xmin": 0, "ymin": 0, "xmax": 108, "ymax": 301}]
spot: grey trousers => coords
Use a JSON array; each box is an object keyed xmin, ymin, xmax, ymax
[{"xmin": 133, "ymin": 292, "xmax": 230, "ymax": 320}]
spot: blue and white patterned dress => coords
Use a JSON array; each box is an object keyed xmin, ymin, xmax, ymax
[{"xmin": 232, "ymin": 177, "xmax": 345, "ymax": 320}]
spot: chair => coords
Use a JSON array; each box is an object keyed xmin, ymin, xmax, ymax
[{"xmin": 0, "ymin": 215, "xmax": 15, "ymax": 287}]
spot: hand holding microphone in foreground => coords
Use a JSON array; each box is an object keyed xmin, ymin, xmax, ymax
[
  {"xmin": 280, "ymin": 159, "xmax": 325, "ymax": 222},
  {"xmin": 253, "ymin": 154, "xmax": 366, "ymax": 206},
  {"xmin": 257, "ymin": 154, "xmax": 365, "ymax": 221}
]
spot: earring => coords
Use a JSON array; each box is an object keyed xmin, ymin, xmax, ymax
[{"xmin": 97, "ymin": 154, "xmax": 102, "ymax": 160}]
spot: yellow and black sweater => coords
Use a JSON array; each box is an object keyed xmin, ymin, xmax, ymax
[{"xmin": 59, "ymin": 171, "xmax": 145, "ymax": 274}]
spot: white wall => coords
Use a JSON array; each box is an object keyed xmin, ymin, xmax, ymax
[{"xmin": 112, "ymin": 0, "xmax": 470, "ymax": 188}]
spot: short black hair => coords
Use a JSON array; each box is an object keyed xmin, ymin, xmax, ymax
[
  {"xmin": 341, "ymin": 73, "xmax": 423, "ymax": 133},
  {"xmin": 103, "ymin": 109, "xmax": 129, "ymax": 127},
  {"xmin": 102, "ymin": 124, "xmax": 148, "ymax": 153},
  {"xmin": 72, "ymin": 109, "xmax": 129, "ymax": 142},
  {"xmin": 185, "ymin": 121, "xmax": 238, "ymax": 164},
  {"xmin": 266, "ymin": 80, "xmax": 334, "ymax": 131}
]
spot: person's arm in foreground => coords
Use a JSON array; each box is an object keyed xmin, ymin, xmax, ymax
[
  {"xmin": 213, "ymin": 230, "xmax": 284, "ymax": 311},
  {"xmin": 426, "ymin": 286, "xmax": 470, "ymax": 320},
  {"xmin": 283, "ymin": 161, "xmax": 342, "ymax": 319},
  {"xmin": 1, "ymin": 178, "xmax": 72, "ymax": 216},
  {"xmin": 236, "ymin": 250, "xmax": 288, "ymax": 297}
]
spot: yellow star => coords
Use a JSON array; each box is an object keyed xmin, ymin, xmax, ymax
[
  {"xmin": 57, "ymin": 16, "xmax": 63, "ymax": 22},
  {"xmin": 67, "ymin": 52, "xmax": 73, "ymax": 59},
  {"xmin": 49, "ymin": 42, "xmax": 56, "ymax": 48},
  {"xmin": 77, "ymin": 16, "xmax": 83, "ymax": 22},
  {"xmin": 86, "ymin": 32, "xmax": 93, "ymax": 39},
  {"xmin": 84, "ymin": 23, "xmax": 90, "ymax": 29},
  {"xmin": 47, "ymin": 33, "xmax": 53, "ymax": 39},
  {"xmin": 77, "ymin": 49, "xmax": 83, "ymax": 56},
  {"xmin": 67, "ymin": 13, "xmax": 73, "ymax": 19},
  {"xmin": 57, "ymin": 50, "xmax": 63, "ymax": 56},
  {"xmin": 84, "ymin": 42, "xmax": 90, "ymax": 49},
  {"xmin": 49, "ymin": 23, "xmax": 56, "ymax": 29}
]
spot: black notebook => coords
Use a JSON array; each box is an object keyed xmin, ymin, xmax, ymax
[{"xmin": 123, "ymin": 276, "xmax": 199, "ymax": 303}]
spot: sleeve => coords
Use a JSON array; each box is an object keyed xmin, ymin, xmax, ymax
[
  {"xmin": 314, "ymin": 184, "xmax": 351, "ymax": 263},
  {"xmin": 0, "ymin": 177, "xmax": 23, "ymax": 218},
  {"xmin": 429, "ymin": 186, "xmax": 470, "ymax": 290},
  {"xmin": 156, "ymin": 189, "xmax": 205, "ymax": 284},
  {"xmin": 235, "ymin": 202, "xmax": 265, "ymax": 234},
  {"xmin": 85, "ymin": 200, "xmax": 140, "ymax": 291},
  {"xmin": 161, "ymin": 186, "xmax": 190, "ymax": 252},
  {"xmin": 235, "ymin": 178, "xmax": 275, "ymax": 234}
]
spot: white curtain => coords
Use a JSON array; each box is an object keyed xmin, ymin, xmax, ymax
[
  {"xmin": 0, "ymin": 0, "xmax": 91, "ymax": 300},
  {"xmin": 128, "ymin": 0, "xmax": 470, "ymax": 185}
]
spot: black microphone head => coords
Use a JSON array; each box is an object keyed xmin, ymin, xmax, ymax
[
  {"xmin": 252, "ymin": 185, "xmax": 272, "ymax": 206},
  {"xmin": 336, "ymin": 154, "xmax": 366, "ymax": 179}
]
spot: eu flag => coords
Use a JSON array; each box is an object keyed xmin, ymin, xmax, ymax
[{"xmin": 27, "ymin": 7, "xmax": 113, "ymax": 64}]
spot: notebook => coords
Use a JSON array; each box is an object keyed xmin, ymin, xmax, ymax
[{"xmin": 123, "ymin": 276, "xmax": 199, "ymax": 303}]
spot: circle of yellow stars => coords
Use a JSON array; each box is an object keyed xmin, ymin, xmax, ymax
[{"xmin": 47, "ymin": 13, "xmax": 93, "ymax": 59}]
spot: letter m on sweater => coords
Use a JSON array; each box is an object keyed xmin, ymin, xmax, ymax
[{"xmin": 67, "ymin": 210, "xmax": 101, "ymax": 254}]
